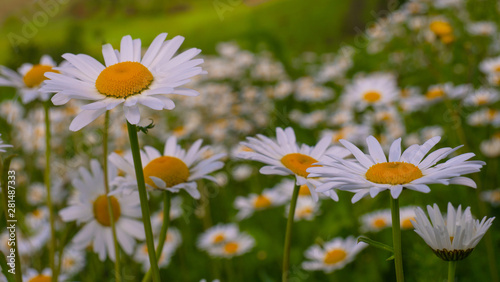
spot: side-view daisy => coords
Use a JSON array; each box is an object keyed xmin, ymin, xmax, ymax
[
  {"xmin": 238, "ymin": 127, "xmax": 350, "ymax": 201},
  {"xmin": 59, "ymin": 160, "xmax": 145, "ymax": 261},
  {"xmin": 411, "ymin": 203, "xmax": 494, "ymax": 261},
  {"xmin": 41, "ymin": 33, "xmax": 204, "ymax": 131},
  {"xmin": 109, "ymin": 136, "xmax": 225, "ymax": 199},
  {"xmin": 308, "ymin": 136, "xmax": 485, "ymax": 203},
  {"xmin": 0, "ymin": 55, "xmax": 60, "ymax": 103},
  {"xmin": 197, "ymin": 223, "xmax": 255, "ymax": 259},
  {"xmin": 302, "ymin": 236, "xmax": 367, "ymax": 273}
]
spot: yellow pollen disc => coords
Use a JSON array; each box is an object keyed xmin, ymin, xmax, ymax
[
  {"xmin": 362, "ymin": 91, "xmax": 382, "ymax": 103},
  {"xmin": 95, "ymin": 61, "xmax": 153, "ymax": 98},
  {"xmin": 401, "ymin": 217, "xmax": 415, "ymax": 229},
  {"xmin": 440, "ymin": 34, "xmax": 455, "ymax": 44},
  {"xmin": 297, "ymin": 207, "xmax": 313, "ymax": 217},
  {"xmin": 298, "ymin": 184, "xmax": 311, "ymax": 196},
  {"xmin": 487, "ymin": 109, "xmax": 497, "ymax": 120},
  {"xmin": 323, "ymin": 249, "xmax": 347, "ymax": 265},
  {"xmin": 93, "ymin": 195, "xmax": 121, "ymax": 227},
  {"xmin": 430, "ymin": 20, "xmax": 453, "ymax": 36},
  {"xmin": 224, "ymin": 242, "xmax": 239, "ymax": 254},
  {"xmin": 373, "ymin": 218, "xmax": 387, "ymax": 228},
  {"xmin": 32, "ymin": 209, "xmax": 41, "ymax": 217},
  {"xmin": 425, "ymin": 89, "xmax": 445, "ymax": 100},
  {"xmin": 143, "ymin": 156, "xmax": 190, "ymax": 188},
  {"xmin": 365, "ymin": 162, "xmax": 423, "ymax": 185},
  {"xmin": 213, "ymin": 233, "xmax": 225, "ymax": 243},
  {"xmin": 63, "ymin": 258, "xmax": 75, "ymax": 268},
  {"xmin": 494, "ymin": 66, "xmax": 500, "ymax": 72},
  {"xmin": 476, "ymin": 97, "xmax": 488, "ymax": 105},
  {"xmin": 23, "ymin": 65, "xmax": 59, "ymax": 88},
  {"xmin": 281, "ymin": 153, "xmax": 320, "ymax": 178},
  {"xmin": 254, "ymin": 195, "xmax": 272, "ymax": 209},
  {"xmin": 28, "ymin": 275, "xmax": 52, "ymax": 282},
  {"xmin": 450, "ymin": 236, "xmax": 454, "ymax": 244}
]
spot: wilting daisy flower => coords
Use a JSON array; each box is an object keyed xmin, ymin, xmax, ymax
[
  {"xmin": 302, "ymin": 236, "xmax": 367, "ymax": 273},
  {"xmin": 59, "ymin": 160, "xmax": 145, "ymax": 261},
  {"xmin": 480, "ymin": 188, "xmax": 500, "ymax": 207},
  {"xmin": 342, "ymin": 73, "xmax": 399, "ymax": 110},
  {"xmin": 309, "ymin": 136, "xmax": 485, "ymax": 203},
  {"xmin": 359, "ymin": 209, "xmax": 392, "ymax": 232},
  {"xmin": 135, "ymin": 227, "xmax": 182, "ymax": 271},
  {"xmin": 0, "ymin": 134, "xmax": 12, "ymax": 152},
  {"xmin": 234, "ymin": 188, "xmax": 288, "ymax": 220},
  {"xmin": 41, "ymin": 33, "xmax": 204, "ymax": 131},
  {"xmin": 23, "ymin": 268, "xmax": 66, "ymax": 282},
  {"xmin": 198, "ymin": 224, "xmax": 255, "ymax": 259},
  {"xmin": 412, "ymin": 203, "xmax": 495, "ymax": 261},
  {"xmin": 109, "ymin": 136, "xmax": 225, "ymax": 198},
  {"xmin": 0, "ymin": 55, "xmax": 60, "ymax": 103},
  {"xmin": 238, "ymin": 127, "xmax": 350, "ymax": 201}
]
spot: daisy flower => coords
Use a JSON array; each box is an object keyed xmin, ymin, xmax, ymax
[
  {"xmin": 234, "ymin": 187, "xmax": 288, "ymax": 220},
  {"xmin": 59, "ymin": 160, "xmax": 145, "ymax": 261},
  {"xmin": 59, "ymin": 248, "xmax": 86, "ymax": 276},
  {"xmin": 412, "ymin": 203, "xmax": 495, "ymax": 261},
  {"xmin": 41, "ymin": 33, "xmax": 204, "ymax": 131},
  {"xmin": 287, "ymin": 197, "xmax": 320, "ymax": 221},
  {"xmin": 302, "ymin": 236, "xmax": 367, "ymax": 273},
  {"xmin": 359, "ymin": 209, "xmax": 392, "ymax": 232},
  {"xmin": 308, "ymin": 136, "xmax": 485, "ymax": 203},
  {"xmin": 342, "ymin": 73, "xmax": 399, "ymax": 110},
  {"xmin": 0, "ymin": 55, "xmax": 60, "ymax": 103},
  {"xmin": 109, "ymin": 136, "xmax": 225, "ymax": 198},
  {"xmin": 23, "ymin": 268, "xmax": 66, "ymax": 282},
  {"xmin": 238, "ymin": 127, "xmax": 350, "ymax": 201},
  {"xmin": 463, "ymin": 88, "xmax": 500, "ymax": 107},
  {"xmin": 479, "ymin": 56, "xmax": 500, "ymax": 75},
  {"xmin": 399, "ymin": 206, "xmax": 418, "ymax": 230},
  {"xmin": 0, "ymin": 134, "xmax": 13, "ymax": 152},
  {"xmin": 198, "ymin": 224, "xmax": 255, "ymax": 259},
  {"xmin": 480, "ymin": 188, "xmax": 500, "ymax": 207}
]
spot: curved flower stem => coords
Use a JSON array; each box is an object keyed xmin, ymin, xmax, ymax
[
  {"xmin": 282, "ymin": 184, "xmax": 300, "ymax": 282},
  {"xmin": 103, "ymin": 111, "xmax": 121, "ymax": 282},
  {"xmin": 390, "ymin": 197, "xmax": 404, "ymax": 282},
  {"xmin": 126, "ymin": 122, "xmax": 161, "ymax": 282},
  {"xmin": 448, "ymin": 261, "xmax": 457, "ymax": 282},
  {"xmin": 44, "ymin": 102, "xmax": 57, "ymax": 282},
  {"xmin": 142, "ymin": 191, "xmax": 171, "ymax": 282}
]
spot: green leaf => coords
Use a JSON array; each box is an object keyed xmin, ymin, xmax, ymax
[{"xmin": 357, "ymin": 236, "xmax": 394, "ymax": 253}]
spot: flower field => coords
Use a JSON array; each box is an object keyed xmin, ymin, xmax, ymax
[{"xmin": 0, "ymin": 0, "xmax": 499, "ymax": 281}]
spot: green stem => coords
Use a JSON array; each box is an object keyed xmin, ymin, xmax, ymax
[
  {"xmin": 391, "ymin": 197, "xmax": 404, "ymax": 282},
  {"xmin": 103, "ymin": 111, "xmax": 121, "ymax": 282},
  {"xmin": 142, "ymin": 191, "xmax": 171, "ymax": 282},
  {"xmin": 282, "ymin": 184, "xmax": 300, "ymax": 282},
  {"xmin": 126, "ymin": 122, "xmax": 161, "ymax": 282},
  {"xmin": 44, "ymin": 102, "xmax": 57, "ymax": 282},
  {"xmin": 448, "ymin": 261, "xmax": 457, "ymax": 282}
]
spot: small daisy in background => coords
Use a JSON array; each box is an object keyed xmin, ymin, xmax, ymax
[
  {"xmin": 0, "ymin": 134, "xmax": 13, "ymax": 152},
  {"xmin": 41, "ymin": 33, "xmax": 204, "ymax": 131},
  {"xmin": 197, "ymin": 223, "xmax": 255, "ymax": 258},
  {"xmin": 234, "ymin": 187, "xmax": 288, "ymax": 220},
  {"xmin": 23, "ymin": 268, "xmax": 66, "ymax": 282},
  {"xmin": 288, "ymin": 197, "xmax": 320, "ymax": 221},
  {"xmin": 399, "ymin": 206, "xmax": 417, "ymax": 230},
  {"xmin": 0, "ymin": 55, "xmax": 61, "ymax": 103},
  {"xmin": 342, "ymin": 72, "xmax": 399, "ymax": 111},
  {"xmin": 309, "ymin": 136, "xmax": 485, "ymax": 202},
  {"xmin": 109, "ymin": 136, "xmax": 225, "ymax": 198},
  {"xmin": 359, "ymin": 209, "xmax": 392, "ymax": 233},
  {"xmin": 302, "ymin": 236, "xmax": 367, "ymax": 273},
  {"xmin": 134, "ymin": 227, "xmax": 182, "ymax": 272},
  {"xmin": 59, "ymin": 248, "xmax": 86, "ymax": 277},
  {"xmin": 59, "ymin": 160, "xmax": 145, "ymax": 261},
  {"xmin": 412, "ymin": 203, "xmax": 495, "ymax": 261},
  {"xmin": 480, "ymin": 188, "xmax": 500, "ymax": 207}
]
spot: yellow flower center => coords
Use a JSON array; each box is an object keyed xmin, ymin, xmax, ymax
[
  {"xmin": 253, "ymin": 195, "xmax": 272, "ymax": 209},
  {"xmin": 491, "ymin": 191, "xmax": 500, "ymax": 202},
  {"xmin": 23, "ymin": 64, "xmax": 59, "ymax": 88},
  {"xmin": 362, "ymin": 91, "xmax": 382, "ymax": 103},
  {"xmin": 425, "ymin": 89, "xmax": 445, "ymax": 100},
  {"xmin": 213, "ymin": 233, "xmax": 225, "ymax": 244},
  {"xmin": 323, "ymin": 249, "xmax": 347, "ymax": 265},
  {"xmin": 63, "ymin": 257, "xmax": 75, "ymax": 268},
  {"xmin": 440, "ymin": 34, "xmax": 455, "ymax": 44},
  {"xmin": 32, "ymin": 209, "xmax": 42, "ymax": 217},
  {"xmin": 494, "ymin": 66, "xmax": 500, "ymax": 72},
  {"xmin": 373, "ymin": 218, "xmax": 387, "ymax": 228},
  {"xmin": 297, "ymin": 207, "xmax": 313, "ymax": 217},
  {"xmin": 281, "ymin": 153, "xmax": 320, "ymax": 178},
  {"xmin": 143, "ymin": 156, "xmax": 190, "ymax": 188},
  {"xmin": 93, "ymin": 195, "xmax": 121, "ymax": 227},
  {"xmin": 450, "ymin": 236, "xmax": 454, "ymax": 244},
  {"xmin": 430, "ymin": 20, "xmax": 453, "ymax": 36},
  {"xmin": 401, "ymin": 217, "xmax": 415, "ymax": 229},
  {"xmin": 365, "ymin": 162, "xmax": 423, "ymax": 185},
  {"xmin": 95, "ymin": 62, "xmax": 153, "ymax": 98},
  {"xmin": 298, "ymin": 184, "xmax": 311, "ymax": 196},
  {"xmin": 28, "ymin": 275, "xmax": 52, "ymax": 282},
  {"xmin": 224, "ymin": 242, "xmax": 239, "ymax": 254}
]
